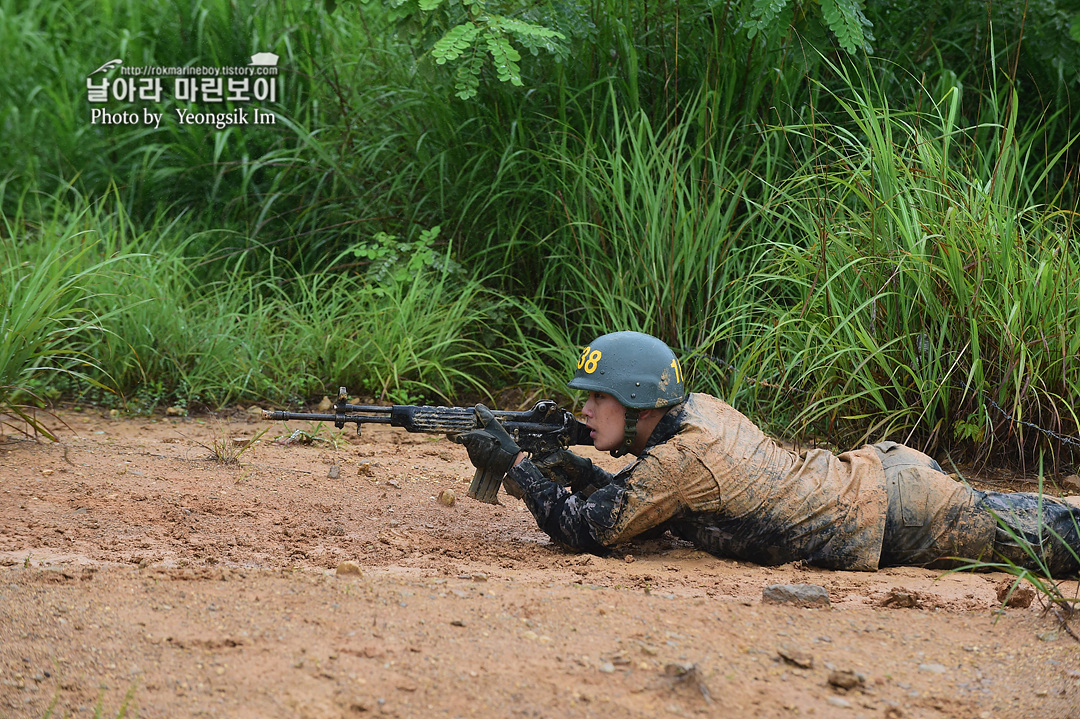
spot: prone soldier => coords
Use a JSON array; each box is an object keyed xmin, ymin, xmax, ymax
[{"xmin": 453, "ymin": 331, "xmax": 1080, "ymax": 576}]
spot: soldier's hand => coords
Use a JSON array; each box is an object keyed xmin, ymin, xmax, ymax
[
  {"xmin": 532, "ymin": 449, "xmax": 595, "ymax": 485},
  {"xmin": 502, "ymin": 449, "xmax": 589, "ymax": 500},
  {"xmin": 451, "ymin": 404, "xmax": 521, "ymax": 477},
  {"xmin": 532, "ymin": 448, "xmax": 612, "ymax": 495}
]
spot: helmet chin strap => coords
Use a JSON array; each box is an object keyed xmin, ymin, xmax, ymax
[{"xmin": 610, "ymin": 408, "xmax": 640, "ymax": 458}]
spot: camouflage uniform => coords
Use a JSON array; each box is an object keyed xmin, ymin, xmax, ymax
[{"xmin": 506, "ymin": 393, "xmax": 1080, "ymax": 576}]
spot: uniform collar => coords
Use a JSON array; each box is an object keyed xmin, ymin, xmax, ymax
[{"xmin": 641, "ymin": 394, "xmax": 690, "ymax": 451}]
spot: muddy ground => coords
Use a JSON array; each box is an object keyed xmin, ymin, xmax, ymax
[{"xmin": 1, "ymin": 405, "xmax": 1079, "ymax": 719}]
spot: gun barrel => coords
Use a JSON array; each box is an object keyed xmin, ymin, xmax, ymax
[
  {"xmin": 263, "ymin": 387, "xmax": 592, "ymax": 505},
  {"xmin": 263, "ymin": 400, "xmax": 592, "ymax": 446},
  {"xmin": 262, "ymin": 410, "xmax": 393, "ymax": 424},
  {"xmin": 260, "ymin": 407, "xmax": 477, "ymax": 432}
]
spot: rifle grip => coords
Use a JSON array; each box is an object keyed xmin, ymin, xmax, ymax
[{"xmin": 467, "ymin": 465, "xmax": 503, "ymax": 505}]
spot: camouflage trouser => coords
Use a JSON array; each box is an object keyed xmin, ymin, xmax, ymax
[
  {"xmin": 874, "ymin": 441, "xmax": 1080, "ymax": 577},
  {"xmin": 977, "ymin": 492, "xmax": 1080, "ymax": 578}
]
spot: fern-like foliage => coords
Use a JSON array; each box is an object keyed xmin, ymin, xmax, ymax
[
  {"xmin": 431, "ymin": 22, "xmax": 480, "ymax": 65},
  {"xmin": 484, "ymin": 29, "xmax": 524, "ymax": 86},
  {"xmin": 819, "ymin": 0, "xmax": 873, "ymax": 53},
  {"xmin": 369, "ymin": 0, "xmax": 569, "ymax": 99},
  {"xmin": 748, "ymin": 0, "xmax": 874, "ymax": 54},
  {"xmin": 746, "ymin": 0, "xmax": 792, "ymax": 40},
  {"xmin": 454, "ymin": 52, "xmax": 484, "ymax": 100},
  {"xmin": 442, "ymin": 12, "xmax": 563, "ymax": 98}
]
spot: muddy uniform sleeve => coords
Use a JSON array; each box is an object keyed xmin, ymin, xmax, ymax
[
  {"xmin": 506, "ymin": 446, "xmax": 705, "ymax": 552},
  {"xmin": 506, "ymin": 459, "xmax": 607, "ymax": 552},
  {"xmin": 530, "ymin": 449, "xmax": 614, "ymax": 495}
]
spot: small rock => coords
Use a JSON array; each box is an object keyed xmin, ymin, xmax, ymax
[
  {"xmin": 996, "ymin": 579, "xmax": 1035, "ymax": 608},
  {"xmin": 165, "ymin": 406, "xmax": 186, "ymax": 417},
  {"xmin": 377, "ymin": 530, "xmax": 410, "ymax": 550},
  {"xmin": 317, "ymin": 396, "xmax": 333, "ymax": 411},
  {"xmin": 777, "ymin": 646, "xmax": 813, "ymax": 669},
  {"xmin": 1061, "ymin": 475, "xmax": 1080, "ymax": 492},
  {"xmin": 450, "ymin": 619, "xmax": 465, "ymax": 627},
  {"xmin": 762, "ymin": 583, "xmax": 831, "ymax": 608},
  {"xmin": 438, "ymin": 489, "xmax": 456, "ymax": 507},
  {"xmin": 231, "ymin": 437, "xmax": 252, "ymax": 448},
  {"xmin": 882, "ymin": 588, "xmax": 920, "ymax": 608},
  {"xmin": 664, "ymin": 662, "xmax": 697, "ymax": 677},
  {"xmin": 327, "ymin": 465, "xmax": 341, "ymax": 479},
  {"xmin": 335, "ymin": 561, "xmax": 363, "ymax": 578},
  {"xmin": 828, "ymin": 669, "xmax": 865, "ymax": 690},
  {"xmin": 41, "ymin": 469, "xmax": 54, "ymax": 477},
  {"xmin": 598, "ymin": 662, "xmax": 615, "ymax": 673},
  {"xmin": 386, "ymin": 479, "xmax": 401, "ymax": 489},
  {"xmin": 245, "ymin": 405, "xmax": 263, "ymax": 417},
  {"xmin": 662, "ymin": 663, "xmax": 712, "ymax": 703},
  {"xmin": 918, "ymin": 663, "xmax": 947, "ymax": 674},
  {"xmin": 827, "ymin": 696, "xmax": 852, "ymax": 708}
]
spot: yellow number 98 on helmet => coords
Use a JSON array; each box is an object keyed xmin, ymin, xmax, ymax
[{"xmin": 567, "ymin": 331, "xmax": 686, "ymax": 409}]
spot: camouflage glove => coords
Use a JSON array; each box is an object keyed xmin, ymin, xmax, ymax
[
  {"xmin": 501, "ymin": 450, "xmax": 585, "ymax": 501},
  {"xmin": 531, "ymin": 449, "xmax": 599, "ymax": 489},
  {"xmin": 452, "ymin": 404, "xmax": 521, "ymax": 478}
]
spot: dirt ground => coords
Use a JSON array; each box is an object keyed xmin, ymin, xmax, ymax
[{"xmin": 2, "ymin": 405, "xmax": 1079, "ymax": 719}]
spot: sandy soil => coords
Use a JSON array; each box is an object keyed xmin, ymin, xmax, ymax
[{"xmin": 1, "ymin": 406, "xmax": 1079, "ymax": 719}]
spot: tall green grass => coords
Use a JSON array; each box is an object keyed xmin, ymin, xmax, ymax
[
  {"xmin": 520, "ymin": 87, "xmax": 783, "ymax": 364},
  {"xmin": 0, "ymin": 0, "xmax": 386, "ymax": 270},
  {"xmin": 737, "ymin": 65, "xmax": 1080, "ymax": 468},
  {"xmin": 3, "ymin": 189, "xmax": 516, "ymax": 411},
  {"xmin": 0, "ymin": 184, "xmax": 128, "ymax": 438},
  {"xmin": 3, "ymin": 0, "xmax": 1079, "ymax": 472}
]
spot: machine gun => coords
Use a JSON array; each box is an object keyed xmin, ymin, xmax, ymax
[{"xmin": 263, "ymin": 387, "xmax": 593, "ymax": 504}]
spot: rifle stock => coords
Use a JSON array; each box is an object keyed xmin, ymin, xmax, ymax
[{"xmin": 263, "ymin": 387, "xmax": 592, "ymax": 504}]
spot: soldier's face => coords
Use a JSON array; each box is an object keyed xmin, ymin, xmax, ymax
[{"xmin": 582, "ymin": 391, "xmax": 626, "ymax": 452}]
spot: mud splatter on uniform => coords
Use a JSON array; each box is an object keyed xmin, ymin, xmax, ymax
[{"xmin": 505, "ymin": 393, "xmax": 1080, "ymax": 577}]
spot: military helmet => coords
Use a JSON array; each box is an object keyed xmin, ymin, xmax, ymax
[{"xmin": 567, "ymin": 331, "xmax": 686, "ymax": 409}]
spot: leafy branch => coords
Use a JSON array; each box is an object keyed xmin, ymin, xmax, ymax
[
  {"xmin": 747, "ymin": 0, "xmax": 875, "ymax": 54},
  {"xmin": 375, "ymin": 0, "xmax": 568, "ymax": 99}
]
